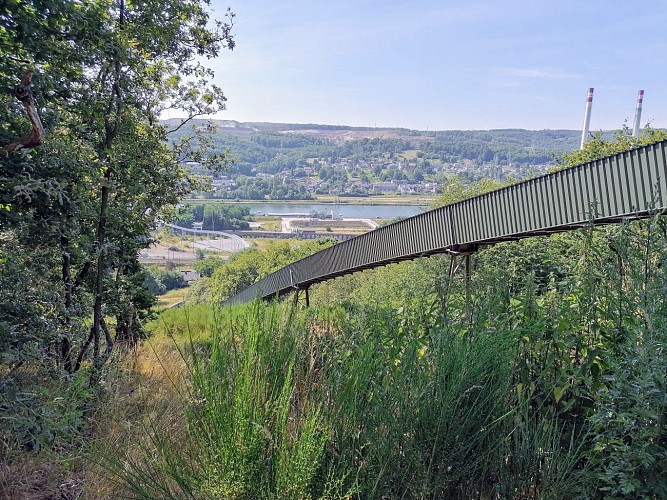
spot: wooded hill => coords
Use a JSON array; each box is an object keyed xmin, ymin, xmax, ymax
[{"xmin": 165, "ymin": 118, "xmax": 587, "ymax": 176}]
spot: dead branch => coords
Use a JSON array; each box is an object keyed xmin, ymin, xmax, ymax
[{"xmin": 1, "ymin": 70, "xmax": 46, "ymax": 156}]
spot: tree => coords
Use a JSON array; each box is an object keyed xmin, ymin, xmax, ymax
[
  {"xmin": 0, "ymin": 0, "xmax": 235, "ymax": 381},
  {"xmin": 560, "ymin": 125, "xmax": 667, "ymax": 168},
  {"xmin": 432, "ymin": 177, "xmax": 509, "ymax": 208},
  {"xmin": 205, "ymin": 240, "xmax": 336, "ymax": 303},
  {"xmin": 412, "ymin": 168, "xmax": 424, "ymax": 182}
]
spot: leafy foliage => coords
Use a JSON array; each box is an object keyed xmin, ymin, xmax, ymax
[
  {"xmin": 0, "ymin": 0, "xmax": 233, "ymax": 369},
  {"xmin": 169, "ymin": 122, "xmax": 584, "ymax": 178},
  {"xmin": 431, "ymin": 176, "xmax": 511, "ymax": 207},
  {"xmin": 560, "ymin": 126, "xmax": 667, "ymax": 167},
  {"xmin": 0, "ymin": 0, "xmax": 234, "ymax": 465},
  {"xmin": 172, "ymin": 203, "xmax": 251, "ymax": 230},
  {"xmin": 144, "ymin": 266, "xmax": 186, "ymax": 295},
  {"xmin": 204, "ymin": 239, "xmax": 337, "ymax": 303}
]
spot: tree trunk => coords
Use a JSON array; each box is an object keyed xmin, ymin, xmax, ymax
[
  {"xmin": 60, "ymin": 232, "xmax": 74, "ymax": 373},
  {"xmin": 90, "ymin": 168, "xmax": 111, "ymax": 380}
]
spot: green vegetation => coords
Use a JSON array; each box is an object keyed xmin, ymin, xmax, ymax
[
  {"xmin": 560, "ymin": 125, "xmax": 667, "ymax": 167},
  {"xmin": 171, "ymin": 123, "xmax": 584, "ymax": 178},
  {"xmin": 216, "ymin": 175, "xmax": 315, "ymax": 200},
  {"xmin": 176, "ymin": 122, "xmax": 594, "ymax": 201},
  {"xmin": 432, "ymin": 176, "xmax": 511, "ymax": 208},
  {"xmin": 1, "ymin": 0, "xmax": 234, "ymax": 493},
  {"xmin": 144, "ymin": 266, "xmax": 187, "ymax": 295},
  {"xmin": 172, "ymin": 204, "xmax": 251, "ymax": 230},
  {"xmin": 98, "ymin": 210, "xmax": 667, "ymax": 498},
  {"xmin": 2, "ymin": 0, "xmax": 667, "ymax": 495},
  {"xmin": 5, "ymin": 124, "xmax": 667, "ymax": 496},
  {"xmin": 199, "ymin": 239, "xmax": 337, "ymax": 303}
]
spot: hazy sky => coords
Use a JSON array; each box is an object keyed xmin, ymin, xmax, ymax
[{"xmin": 204, "ymin": 0, "xmax": 667, "ymax": 131}]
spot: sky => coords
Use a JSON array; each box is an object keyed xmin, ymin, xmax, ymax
[{"xmin": 201, "ymin": 0, "xmax": 667, "ymax": 131}]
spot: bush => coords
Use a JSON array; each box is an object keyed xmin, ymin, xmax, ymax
[
  {"xmin": 588, "ymin": 337, "xmax": 667, "ymax": 498},
  {"xmin": 144, "ymin": 266, "xmax": 186, "ymax": 294}
]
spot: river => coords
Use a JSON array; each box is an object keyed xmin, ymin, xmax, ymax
[{"xmin": 230, "ymin": 202, "xmax": 428, "ymax": 219}]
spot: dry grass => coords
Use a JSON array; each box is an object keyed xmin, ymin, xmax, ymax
[
  {"xmin": 82, "ymin": 307, "xmax": 224, "ymax": 496},
  {"xmin": 253, "ymin": 216, "xmax": 281, "ymax": 231},
  {"xmin": 246, "ymin": 237, "xmax": 315, "ymax": 252},
  {"xmin": 155, "ymin": 287, "xmax": 190, "ymax": 310},
  {"xmin": 314, "ymin": 194, "xmax": 435, "ymax": 205},
  {"xmin": 1, "ymin": 456, "xmax": 86, "ymax": 500},
  {"xmin": 154, "ymin": 229, "xmax": 196, "ymax": 248},
  {"xmin": 399, "ymin": 149, "xmax": 420, "ymax": 159},
  {"xmin": 0, "ymin": 327, "xmax": 195, "ymax": 499},
  {"xmin": 291, "ymin": 219, "xmax": 371, "ymax": 234},
  {"xmin": 82, "ymin": 336, "xmax": 192, "ymax": 498}
]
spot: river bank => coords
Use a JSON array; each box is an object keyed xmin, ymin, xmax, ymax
[{"xmin": 184, "ymin": 194, "xmax": 437, "ymax": 206}]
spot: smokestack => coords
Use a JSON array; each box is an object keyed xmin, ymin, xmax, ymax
[
  {"xmin": 632, "ymin": 90, "xmax": 644, "ymax": 138},
  {"xmin": 580, "ymin": 87, "xmax": 594, "ymax": 150}
]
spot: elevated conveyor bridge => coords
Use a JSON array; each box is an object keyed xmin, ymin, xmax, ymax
[{"xmin": 223, "ymin": 140, "xmax": 667, "ymax": 306}]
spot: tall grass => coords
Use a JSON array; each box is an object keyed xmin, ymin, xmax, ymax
[
  {"xmin": 315, "ymin": 302, "xmax": 586, "ymax": 498},
  {"xmin": 100, "ymin": 302, "xmax": 327, "ymax": 499},
  {"xmin": 99, "ymin": 298, "xmax": 589, "ymax": 498}
]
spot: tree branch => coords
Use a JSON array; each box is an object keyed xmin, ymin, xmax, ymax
[
  {"xmin": 165, "ymin": 112, "xmax": 209, "ymax": 135},
  {"xmin": 1, "ymin": 70, "xmax": 46, "ymax": 156}
]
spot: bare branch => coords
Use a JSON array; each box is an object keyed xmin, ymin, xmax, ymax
[
  {"xmin": 1, "ymin": 70, "xmax": 47, "ymax": 156},
  {"xmin": 165, "ymin": 112, "xmax": 210, "ymax": 135}
]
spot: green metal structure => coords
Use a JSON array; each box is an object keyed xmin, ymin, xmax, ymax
[{"xmin": 223, "ymin": 139, "xmax": 667, "ymax": 306}]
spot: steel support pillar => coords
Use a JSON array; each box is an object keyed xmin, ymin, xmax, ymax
[
  {"xmin": 442, "ymin": 250, "xmax": 475, "ymax": 325},
  {"xmin": 292, "ymin": 287, "xmax": 310, "ymax": 308}
]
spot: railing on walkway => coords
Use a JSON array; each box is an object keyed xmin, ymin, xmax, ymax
[{"xmin": 223, "ymin": 140, "xmax": 667, "ymax": 306}]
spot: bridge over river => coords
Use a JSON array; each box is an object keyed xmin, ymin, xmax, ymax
[{"xmin": 223, "ymin": 140, "xmax": 667, "ymax": 306}]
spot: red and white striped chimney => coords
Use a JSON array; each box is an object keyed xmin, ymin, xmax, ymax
[
  {"xmin": 632, "ymin": 90, "xmax": 644, "ymax": 139},
  {"xmin": 580, "ymin": 87, "xmax": 594, "ymax": 150}
]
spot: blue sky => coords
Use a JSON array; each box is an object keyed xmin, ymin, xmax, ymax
[{"xmin": 205, "ymin": 0, "xmax": 667, "ymax": 131}]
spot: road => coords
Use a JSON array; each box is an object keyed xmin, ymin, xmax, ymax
[{"xmin": 190, "ymin": 238, "xmax": 248, "ymax": 252}]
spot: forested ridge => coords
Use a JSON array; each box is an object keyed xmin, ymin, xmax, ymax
[
  {"xmin": 2, "ymin": 0, "xmax": 667, "ymax": 497},
  {"xmin": 169, "ymin": 118, "xmax": 585, "ymax": 177}
]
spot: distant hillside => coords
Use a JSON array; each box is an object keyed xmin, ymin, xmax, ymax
[{"xmin": 163, "ymin": 119, "xmax": 587, "ymax": 175}]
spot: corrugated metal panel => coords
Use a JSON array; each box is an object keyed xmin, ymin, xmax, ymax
[
  {"xmin": 615, "ymin": 154, "xmax": 628, "ymax": 215},
  {"xmin": 528, "ymin": 180, "xmax": 540, "ymax": 230},
  {"xmin": 637, "ymin": 147, "xmax": 653, "ymax": 211},
  {"xmin": 596, "ymin": 158, "xmax": 610, "ymax": 218},
  {"xmin": 517, "ymin": 183, "xmax": 530, "ymax": 233},
  {"xmin": 540, "ymin": 177, "xmax": 551, "ymax": 227},
  {"xmin": 498, "ymin": 189, "xmax": 510, "ymax": 237},
  {"xmin": 476, "ymin": 195, "xmax": 489, "ymax": 241},
  {"xmin": 506, "ymin": 185, "xmax": 517, "ymax": 234},
  {"xmin": 498, "ymin": 188, "xmax": 509, "ymax": 236},
  {"xmin": 223, "ymin": 140, "xmax": 667, "ymax": 306},
  {"xmin": 621, "ymin": 153, "xmax": 635, "ymax": 213},
  {"xmin": 455, "ymin": 201, "xmax": 470, "ymax": 244},
  {"xmin": 577, "ymin": 164, "xmax": 589, "ymax": 220},
  {"xmin": 654, "ymin": 143, "xmax": 667, "ymax": 207}
]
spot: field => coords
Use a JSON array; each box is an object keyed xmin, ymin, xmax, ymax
[
  {"xmin": 252, "ymin": 216, "xmax": 282, "ymax": 231},
  {"xmin": 290, "ymin": 219, "xmax": 373, "ymax": 234}
]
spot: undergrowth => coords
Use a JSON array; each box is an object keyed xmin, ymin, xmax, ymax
[
  {"xmin": 97, "ymin": 300, "xmax": 589, "ymax": 498},
  {"xmin": 7, "ymin": 219, "xmax": 665, "ymax": 498}
]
